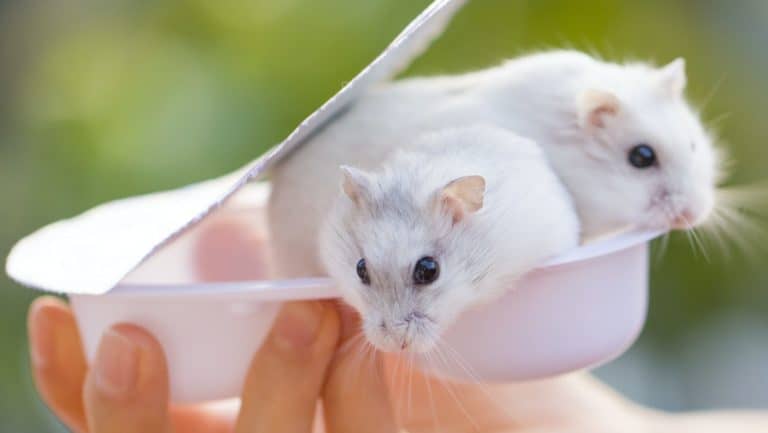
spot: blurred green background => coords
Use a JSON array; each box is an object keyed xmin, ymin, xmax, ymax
[{"xmin": 1, "ymin": 0, "xmax": 767, "ymax": 431}]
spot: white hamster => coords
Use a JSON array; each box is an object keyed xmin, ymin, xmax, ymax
[
  {"xmin": 319, "ymin": 125, "xmax": 579, "ymax": 352},
  {"xmin": 268, "ymin": 49, "xmax": 721, "ymax": 277}
]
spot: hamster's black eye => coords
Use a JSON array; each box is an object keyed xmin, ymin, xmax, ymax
[
  {"xmin": 628, "ymin": 144, "xmax": 656, "ymax": 169},
  {"xmin": 413, "ymin": 257, "xmax": 440, "ymax": 285},
  {"xmin": 356, "ymin": 258, "xmax": 370, "ymax": 285}
]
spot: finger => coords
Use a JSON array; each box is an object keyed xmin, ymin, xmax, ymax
[
  {"xmin": 236, "ymin": 301, "xmax": 340, "ymax": 433},
  {"xmin": 28, "ymin": 296, "xmax": 89, "ymax": 433},
  {"xmin": 29, "ymin": 297, "xmax": 234, "ymax": 433},
  {"xmin": 83, "ymin": 324, "xmax": 172, "ymax": 433},
  {"xmin": 194, "ymin": 213, "xmax": 271, "ymax": 281},
  {"xmin": 322, "ymin": 304, "xmax": 399, "ymax": 433}
]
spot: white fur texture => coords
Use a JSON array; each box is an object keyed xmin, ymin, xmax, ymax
[
  {"xmin": 268, "ymin": 50, "xmax": 720, "ymax": 278},
  {"xmin": 318, "ymin": 126, "xmax": 579, "ymax": 352}
]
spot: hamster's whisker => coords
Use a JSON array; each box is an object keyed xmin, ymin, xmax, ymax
[
  {"xmin": 427, "ymin": 345, "xmax": 480, "ymax": 431},
  {"xmin": 686, "ymin": 183, "xmax": 768, "ymax": 267},
  {"xmin": 711, "ymin": 204, "xmax": 768, "ymax": 266},
  {"xmin": 436, "ymin": 338, "xmax": 516, "ymax": 422},
  {"xmin": 709, "ymin": 207, "xmax": 749, "ymax": 258},
  {"xmin": 363, "ymin": 339, "xmax": 387, "ymax": 383},
  {"xmin": 717, "ymin": 182, "xmax": 768, "ymax": 218},
  {"xmin": 679, "ymin": 214, "xmax": 709, "ymax": 261},
  {"xmin": 396, "ymin": 351, "xmax": 414, "ymax": 421},
  {"xmin": 436, "ymin": 340, "xmax": 482, "ymax": 385},
  {"xmin": 699, "ymin": 73, "xmax": 727, "ymax": 114},
  {"xmin": 660, "ymin": 203, "xmax": 707, "ymax": 261},
  {"xmin": 432, "ymin": 340, "xmax": 477, "ymax": 422},
  {"xmin": 389, "ymin": 351, "xmax": 404, "ymax": 407},
  {"xmin": 421, "ymin": 355, "xmax": 442, "ymax": 433},
  {"xmin": 344, "ymin": 337, "xmax": 389, "ymax": 402},
  {"xmin": 687, "ymin": 220, "xmax": 712, "ymax": 263},
  {"xmin": 697, "ymin": 211, "xmax": 733, "ymax": 261},
  {"xmin": 406, "ymin": 351, "xmax": 416, "ymax": 417},
  {"xmin": 398, "ymin": 350, "xmax": 414, "ymax": 422},
  {"xmin": 407, "ymin": 350, "xmax": 415, "ymax": 419},
  {"xmin": 341, "ymin": 333, "xmax": 362, "ymax": 359},
  {"xmin": 718, "ymin": 185, "xmax": 768, "ymax": 230},
  {"xmin": 349, "ymin": 334, "xmax": 370, "ymax": 388},
  {"xmin": 652, "ymin": 231, "xmax": 671, "ymax": 264},
  {"xmin": 338, "ymin": 328, "xmax": 366, "ymax": 355},
  {"xmin": 358, "ymin": 336, "xmax": 371, "ymax": 362},
  {"xmin": 708, "ymin": 111, "xmax": 732, "ymax": 128},
  {"xmin": 366, "ymin": 341, "xmax": 384, "ymax": 386}
]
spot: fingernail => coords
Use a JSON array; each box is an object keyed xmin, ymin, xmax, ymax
[
  {"xmin": 94, "ymin": 329, "xmax": 140, "ymax": 398},
  {"xmin": 272, "ymin": 302, "xmax": 325, "ymax": 349},
  {"xmin": 29, "ymin": 305, "xmax": 55, "ymax": 368}
]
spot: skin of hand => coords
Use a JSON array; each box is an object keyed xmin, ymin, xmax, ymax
[{"xmin": 26, "ymin": 212, "xmax": 768, "ymax": 433}]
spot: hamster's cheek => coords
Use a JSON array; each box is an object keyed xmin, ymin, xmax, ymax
[
  {"xmin": 336, "ymin": 284, "xmax": 368, "ymax": 314},
  {"xmin": 425, "ymin": 287, "xmax": 472, "ymax": 326},
  {"xmin": 607, "ymin": 179, "xmax": 654, "ymax": 228},
  {"xmin": 691, "ymin": 186, "xmax": 716, "ymax": 225}
]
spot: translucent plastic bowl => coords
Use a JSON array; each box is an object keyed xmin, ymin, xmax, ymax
[{"xmin": 69, "ymin": 226, "xmax": 658, "ymax": 403}]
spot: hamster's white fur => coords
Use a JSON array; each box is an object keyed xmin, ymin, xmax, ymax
[
  {"xmin": 268, "ymin": 50, "xmax": 720, "ymax": 277},
  {"xmin": 319, "ymin": 125, "xmax": 579, "ymax": 352}
]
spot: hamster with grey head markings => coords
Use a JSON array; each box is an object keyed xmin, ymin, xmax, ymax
[
  {"xmin": 318, "ymin": 125, "xmax": 580, "ymax": 353},
  {"xmin": 268, "ymin": 50, "xmax": 721, "ymax": 278}
]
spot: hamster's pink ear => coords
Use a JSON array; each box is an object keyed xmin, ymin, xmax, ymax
[
  {"xmin": 578, "ymin": 89, "xmax": 620, "ymax": 130},
  {"xmin": 439, "ymin": 175, "xmax": 485, "ymax": 224},
  {"xmin": 340, "ymin": 165, "xmax": 371, "ymax": 206},
  {"xmin": 657, "ymin": 58, "xmax": 686, "ymax": 97}
]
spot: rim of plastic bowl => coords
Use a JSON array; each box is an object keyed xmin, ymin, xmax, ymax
[{"xmin": 104, "ymin": 229, "xmax": 665, "ymax": 299}]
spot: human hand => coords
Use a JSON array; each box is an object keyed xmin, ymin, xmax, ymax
[{"xmin": 28, "ymin": 295, "xmax": 403, "ymax": 433}]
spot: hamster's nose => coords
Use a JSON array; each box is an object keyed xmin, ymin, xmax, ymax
[
  {"xmin": 403, "ymin": 311, "xmax": 427, "ymax": 323},
  {"xmin": 670, "ymin": 208, "xmax": 696, "ymax": 229}
]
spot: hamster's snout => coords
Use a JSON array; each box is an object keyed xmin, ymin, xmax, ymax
[
  {"xmin": 366, "ymin": 310, "xmax": 437, "ymax": 353},
  {"xmin": 668, "ymin": 202, "xmax": 713, "ymax": 229},
  {"xmin": 403, "ymin": 311, "xmax": 428, "ymax": 323},
  {"xmin": 653, "ymin": 186, "xmax": 714, "ymax": 230},
  {"xmin": 670, "ymin": 208, "xmax": 696, "ymax": 229},
  {"xmin": 670, "ymin": 189, "xmax": 715, "ymax": 229}
]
